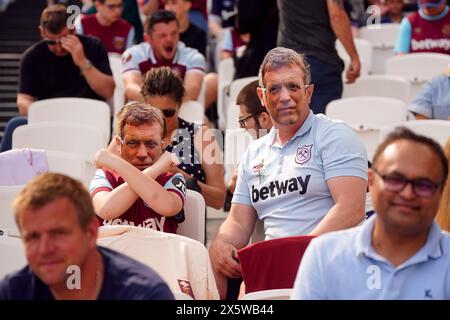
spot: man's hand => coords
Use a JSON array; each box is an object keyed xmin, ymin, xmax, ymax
[
  {"xmin": 148, "ymin": 151, "xmax": 181, "ymax": 177},
  {"xmin": 346, "ymin": 58, "xmax": 361, "ymax": 84},
  {"xmin": 209, "ymin": 240, "xmax": 242, "ymax": 279},
  {"xmin": 94, "ymin": 149, "xmax": 119, "ymax": 170},
  {"xmin": 60, "ymin": 34, "xmax": 87, "ymax": 67}
]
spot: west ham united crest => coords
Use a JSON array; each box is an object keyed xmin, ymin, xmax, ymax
[{"xmin": 295, "ymin": 145, "xmax": 312, "ymax": 165}]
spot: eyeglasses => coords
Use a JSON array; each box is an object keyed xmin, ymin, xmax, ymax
[
  {"xmin": 118, "ymin": 137, "xmax": 162, "ymax": 150},
  {"xmin": 372, "ymin": 168, "xmax": 444, "ymax": 198},
  {"xmin": 261, "ymin": 82, "xmax": 310, "ymax": 97},
  {"xmin": 161, "ymin": 108, "xmax": 177, "ymax": 118},
  {"xmin": 238, "ymin": 112, "xmax": 262, "ymax": 128}
]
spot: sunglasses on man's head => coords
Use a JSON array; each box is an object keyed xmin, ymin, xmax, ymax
[{"xmin": 162, "ymin": 108, "xmax": 177, "ymax": 118}]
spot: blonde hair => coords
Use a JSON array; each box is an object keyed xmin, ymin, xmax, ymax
[{"xmin": 436, "ymin": 138, "xmax": 450, "ymax": 232}]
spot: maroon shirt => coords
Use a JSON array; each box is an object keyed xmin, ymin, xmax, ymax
[
  {"xmin": 91, "ymin": 169, "xmax": 186, "ymax": 233},
  {"xmin": 408, "ymin": 10, "xmax": 450, "ymax": 54},
  {"xmin": 81, "ymin": 14, "xmax": 133, "ymax": 54}
]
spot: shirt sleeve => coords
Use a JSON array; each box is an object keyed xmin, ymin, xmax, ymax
[
  {"xmin": 18, "ymin": 49, "xmax": 37, "ymax": 96},
  {"xmin": 126, "ymin": 26, "xmax": 135, "ymax": 49},
  {"xmin": 89, "ymin": 169, "xmax": 113, "ymax": 196},
  {"xmin": 186, "ymin": 50, "xmax": 206, "ymax": 73},
  {"xmin": 291, "ymin": 238, "xmax": 327, "ymax": 300},
  {"xmin": 164, "ymin": 172, "xmax": 187, "ymax": 205},
  {"xmin": 89, "ymin": 37, "xmax": 113, "ymax": 75},
  {"xmin": 232, "ymin": 152, "xmax": 252, "ymax": 206},
  {"xmin": 319, "ymin": 122, "xmax": 368, "ymax": 181},
  {"xmin": 394, "ymin": 17, "xmax": 412, "ymax": 54},
  {"xmin": 122, "ymin": 46, "xmax": 141, "ymax": 74},
  {"xmin": 408, "ymin": 78, "xmax": 435, "ymax": 118}
]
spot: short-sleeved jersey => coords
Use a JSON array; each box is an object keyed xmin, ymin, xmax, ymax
[
  {"xmin": 19, "ymin": 35, "xmax": 112, "ymax": 101},
  {"xmin": 121, "ymin": 41, "xmax": 205, "ymax": 79},
  {"xmin": 233, "ymin": 111, "xmax": 368, "ymax": 239},
  {"xmin": 89, "ymin": 169, "xmax": 186, "ymax": 233},
  {"xmin": 78, "ymin": 14, "xmax": 134, "ymax": 54},
  {"xmin": 409, "ymin": 75, "xmax": 450, "ymax": 120}
]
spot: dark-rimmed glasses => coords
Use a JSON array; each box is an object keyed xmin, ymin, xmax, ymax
[
  {"xmin": 372, "ymin": 168, "xmax": 444, "ymax": 198},
  {"xmin": 238, "ymin": 112, "xmax": 262, "ymax": 128}
]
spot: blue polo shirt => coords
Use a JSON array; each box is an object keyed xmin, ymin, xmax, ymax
[
  {"xmin": 409, "ymin": 75, "xmax": 450, "ymax": 120},
  {"xmin": 292, "ymin": 216, "xmax": 450, "ymax": 300},
  {"xmin": 232, "ymin": 111, "xmax": 368, "ymax": 239}
]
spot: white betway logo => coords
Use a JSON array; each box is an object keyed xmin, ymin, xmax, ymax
[
  {"xmin": 411, "ymin": 38, "xmax": 450, "ymax": 51},
  {"xmin": 103, "ymin": 217, "xmax": 165, "ymax": 230}
]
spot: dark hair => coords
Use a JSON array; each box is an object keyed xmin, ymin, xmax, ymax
[
  {"xmin": 141, "ymin": 67, "xmax": 185, "ymax": 105},
  {"xmin": 40, "ymin": 4, "xmax": 70, "ymax": 34},
  {"xmin": 373, "ymin": 127, "xmax": 448, "ymax": 183},
  {"xmin": 115, "ymin": 102, "xmax": 167, "ymax": 138},
  {"xmin": 13, "ymin": 173, "xmax": 95, "ymax": 231},
  {"xmin": 236, "ymin": 80, "xmax": 266, "ymax": 115},
  {"xmin": 145, "ymin": 9, "xmax": 178, "ymax": 34}
]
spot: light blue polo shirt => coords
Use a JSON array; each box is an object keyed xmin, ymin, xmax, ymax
[
  {"xmin": 232, "ymin": 111, "xmax": 368, "ymax": 239},
  {"xmin": 292, "ymin": 216, "xmax": 450, "ymax": 300},
  {"xmin": 409, "ymin": 75, "xmax": 450, "ymax": 120}
]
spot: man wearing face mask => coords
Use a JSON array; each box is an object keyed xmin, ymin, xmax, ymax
[{"xmin": 0, "ymin": 4, "xmax": 114, "ymax": 152}]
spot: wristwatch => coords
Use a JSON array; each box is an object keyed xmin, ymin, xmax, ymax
[{"xmin": 80, "ymin": 59, "xmax": 93, "ymax": 74}]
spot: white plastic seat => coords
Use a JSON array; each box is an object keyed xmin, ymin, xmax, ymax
[
  {"xmin": 217, "ymin": 58, "xmax": 235, "ymax": 131},
  {"xmin": 178, "ymin": 100, "xmax": 204, "ymax": 124},
  {"xmin": 385, "ymin": 53, "xmax": 450, "ymax": 102},
  {"xmin": 343, "ymin": 75, "xmax": 411, "ymax": 103},
  {"xmin": 12, "ymin": 122, "xmax": 105, "ymax": 185},
  {"xmin": 241, "ymin": 288, "xmax": 293, "ymax": 300},
  {"xmin": 226, "ymin": 77, "xmax": 259, "ymax": 130},
  {"xmin": 0, "ymin": 234, "xmax": 27, "ymax": 279},
  {"xmin": 28, "ymin": 97, "xmax": 111, "ymax": 145},
  {"xmin": 336, "ymin": 38, "xmax": 373, "ymax": 76},
  {"xmin": 108, "ymin": 53, "xmax": 125, "ymax": 118},
  {"xmin": 177, "ymin": 190, "xmax": 206, "ymax": 244},
  {"xmin": 359, "ymin": 23, "xmax": 400, "ymax": 74},
  {"xmin": 223, "ymin": 126, "xmax": 254, "ymax": 185},
  {"xmin": 0, "ymin": 185, "xmax": 23, "ymax": 232},
  {"xmin": 379, "ymin": 120, "xmax": 450, "ymax": 148},
  {"xmin": 325, "ymin": 97, "xmax": 408, "ymax": 161},
  {"xmin": 45, "ymin": 150, "xmax": 86, "ymax": 182}
]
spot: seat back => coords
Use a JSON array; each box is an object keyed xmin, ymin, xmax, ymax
[
  {"xmin": 385, "ymin": 53, "xmax": 450, "ymax": 102},
  {"xmin": 237, "ymin": 235, "xmax": 315, "ymax": 293},
  {"xmin": 325, "ymin": 97, "xmax": 408, "ymax": 160},
  {"xmin": 241, "ymin": 288, "xmax": 293, "ymax": 300},
  {"xmin": 380, "ymin": 120, "xmax": 450, "ymax": 147},
  {"xmin": 28, "ymin": 97, "xmax": 111, "ymax": 145},
  {"xmin": 177, "ymin": 190, "xmax": 206, "ymax": 244},
  {"xmin": 343, "ymin": 75, "xmax": 411, "ymax": 103},
  {"xmin": 223, "ymin": 127, "xmax": 254, "ymax": 186},
  {"xmin": 226, "ymin": 77, "xmax": 259, "ymax": 130},
  {"xmin": 0, "ymin": 185, "xmax": 23, "ymax": 232},
  {"xmin": 108, "ymin": 53, "xmax": 126, "ymax": 122},
  {"xmin": 359, "ymin": 23, "xmax": 400, "ymax": 74},
  {"xmin": 217, "ymin": 58, "xmax": 235, "ymax": 130},
  {"xmin": 0, "ymin": 234, "xmax": 27, "ymax": 279},
  {"xmin": 337, "ymin": 38, "xmax": 373, "ymax": 75},
  {"xmin": 179, "ymin": 100, "xmax": 204, "ymax": 124}
]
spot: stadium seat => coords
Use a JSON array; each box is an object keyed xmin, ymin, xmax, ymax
[
  {"xmin": 177, "ymin": 190, "xmax": 206, "ymax": 244},
  {"xmin": 325, "ymin": 96, "xmax": 408, "ymax": 161},
  {"xmin": 223, "ymin": 127, "xmax": 253, "ymax": 187},
  {"xmin": 359, "ymin": 23, "xmax": 400, "ymax": 74},
  {"xmin": 0, "ymin": 234, "xmax": 26, "ymax": 279},
  {"xmin": 385, "ymin": 53, "xmax": 450, "ymax": 102},
  {"xmin": 217, "ymin": 58, "xmax": 235, "ymax": 131},
  {"xmin": 179, "ymin": 100, "xmax": 204, "ymax": 124},
  {"xmin": 0, "ymin": 185, "xmax": 22, "ymax": 233},
  {"xmin": 337, "ymin": 38, "xmax": 373, "ymax": 75},
  {"xmin": 28, "ymin": 97, "xmax": 111, "ymax": 145},
  {"xmin": 380, "ymin": 119, "xmax": 450, "ymax": 147},
  {"xmin": 343, "ymin": 75, "xmax": 411, "ymax": 103},
  {"xmin": 226, "ymin": 77, "xmax": 259, "ymax": 130},
  {"xmin": 108, "ymin": 53, "xmax": 125, "ymax": 119}
]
